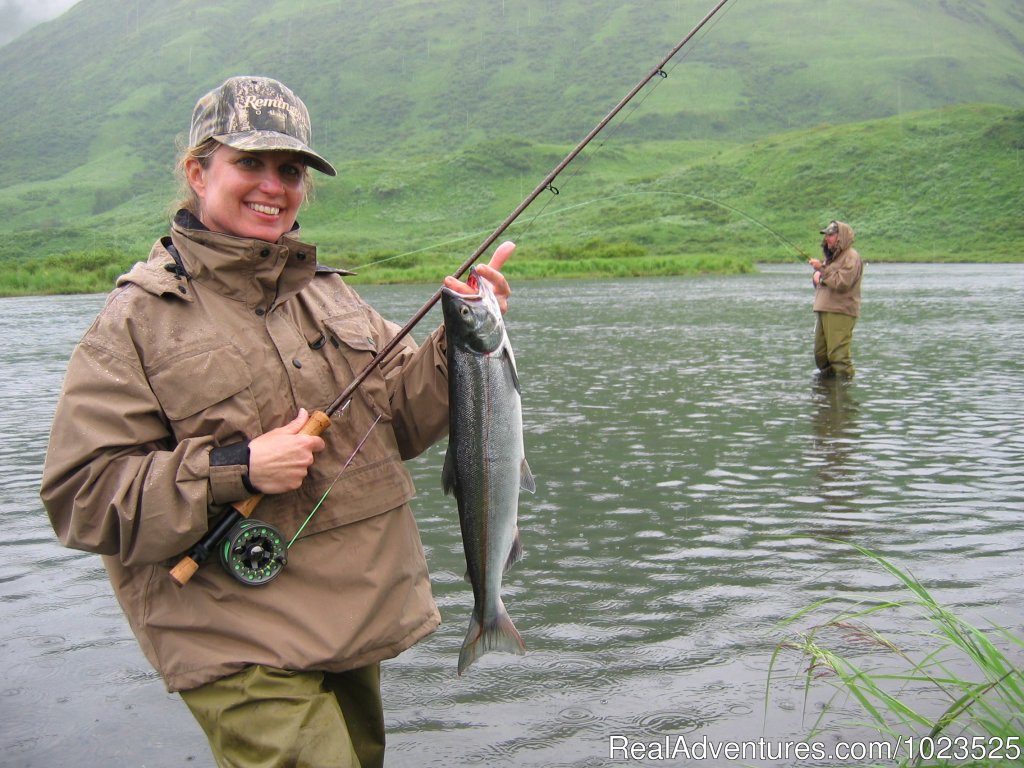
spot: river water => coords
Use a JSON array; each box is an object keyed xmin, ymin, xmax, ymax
[{"xmin": 1, "ymin": 264, "xmax": 1021, "ymax": 767}]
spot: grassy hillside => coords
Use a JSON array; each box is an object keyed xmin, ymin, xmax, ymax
[
  {"xmin": 2, "ymin": 103, "xmax": 1019, "ymax": 295},
  {"xmin": 0, "ymin": 0, "xmax": 1021, "ymax": 293},
  {"xmin": 3, "ymin": 0, "xmax": 1023, "ymax": 184}
]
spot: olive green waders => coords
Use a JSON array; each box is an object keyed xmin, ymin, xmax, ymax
[
  {"xmin": 814, "ymin": 311, "xmax": 857, "ymax": 378},
  {"xmin": 181, "ymin": 664, "xmax": 385, "ymax": 768}
]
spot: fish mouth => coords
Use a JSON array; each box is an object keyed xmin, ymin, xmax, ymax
[{"xmin": 443, "ymin": 267, "xmax": 485, "ymax": 301}]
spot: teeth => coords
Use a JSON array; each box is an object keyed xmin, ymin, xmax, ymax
[{"xmin": 249, "ymin": 203, "xmax": 281, "ymax": 215}]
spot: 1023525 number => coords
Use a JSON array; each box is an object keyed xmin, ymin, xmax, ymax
[{"xmin": 904, "ymin": 735, "xmax": 1020, "ymax": 762}]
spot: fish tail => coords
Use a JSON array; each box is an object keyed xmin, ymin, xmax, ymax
[{"xmin": 457, "ymin": 602, "xmax": 526, "ymax": 675}]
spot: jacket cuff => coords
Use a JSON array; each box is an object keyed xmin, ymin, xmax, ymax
[{"xmin": 209, "ymin": 441, "xmax": 256, "ymax": 504}]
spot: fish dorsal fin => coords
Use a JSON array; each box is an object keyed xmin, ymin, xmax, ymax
[{"xmin": 520, "ymin": 458, "xmax": 536, "ymax": 494}]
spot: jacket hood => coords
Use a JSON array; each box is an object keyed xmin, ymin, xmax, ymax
[
  {"xmin": 115, "ymin": 240, "xmax": 194, "ymax": 298},
  {"xmin": 833, "ymin": 221, "xmax": 855, "ymax": 253}
]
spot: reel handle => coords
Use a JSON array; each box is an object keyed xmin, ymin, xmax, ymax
[{"xmin": 169, "ymin": 409, "xmax": 332, "ymax": 587}]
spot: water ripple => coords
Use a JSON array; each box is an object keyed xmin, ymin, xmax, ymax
[{"xmin": 5, "ymin": 269, "xmax": 1024, "ymax": 766}]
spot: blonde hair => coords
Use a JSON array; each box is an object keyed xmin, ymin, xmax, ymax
[{"xmin": 171, "ymin": 138, "xmax": 316, "ymax": 218}]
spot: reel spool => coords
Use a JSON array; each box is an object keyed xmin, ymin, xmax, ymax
[{"xmin": 220, "ymin": 519, "xmax": 288, "ymax": 585}]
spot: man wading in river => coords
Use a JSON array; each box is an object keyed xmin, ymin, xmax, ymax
[{"xmin": 808, "ymin": 220, "xmax": 863, "ymax": 378}]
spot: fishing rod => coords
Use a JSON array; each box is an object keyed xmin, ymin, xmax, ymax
[{"xmin": 169, "ymin": 0, "xmax": 734, "ymax": 587}]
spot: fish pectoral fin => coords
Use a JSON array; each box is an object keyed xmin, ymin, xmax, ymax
[
  {"xmin": 502, "ymin": 346, "xmax": 522, "ymax": 395},
  {"xmin": 504, "ymin": 528, "xmax": 524, "ymax": 573},
  {"xmin": 520, "ymin": 458, "xmax": 536, "ymax": 494},
  {"xmin": 441, "ymin": 447, "xmax": 457, "ymax": 496}
]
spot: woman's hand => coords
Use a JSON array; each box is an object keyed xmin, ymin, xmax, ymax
[
  {"xmin": 247, "ymin": 409, "xmax": 326, "ymax": 494},
  {"xmin": 444, "ymin": 241, "xmax": 514, "ymax": 314}
]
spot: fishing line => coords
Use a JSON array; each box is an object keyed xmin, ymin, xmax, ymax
[
  {"xmin": 356, "ymin": 187, "xmax": 804, "ymax": 271},
  {"xmin": 618, "ymin": 189, "xmax": 808, "ymax": 258},
  {"xmin": 288, "ymin": 412, "xmax": 383, "ymax": 547}
]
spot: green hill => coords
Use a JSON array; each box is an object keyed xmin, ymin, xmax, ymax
[{"xmin": 1, "ymin": 0, "xmax": 1022, "ymax": 293}]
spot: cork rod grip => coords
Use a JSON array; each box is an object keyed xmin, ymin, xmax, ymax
[{"xmin": 168, "ymin": 410, "xmax": 332, "ymax": 587}]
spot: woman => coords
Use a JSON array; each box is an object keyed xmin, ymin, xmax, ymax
[{"xmin": 40, "ymin": 75, "xmax": 512, "ymax": 768}]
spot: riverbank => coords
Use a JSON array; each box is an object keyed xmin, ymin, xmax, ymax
[
  {"xmin": 0, "ymin": 247, "xmax": 752, "ymax": 297},
  {"xmin": 3, "ymin": 246, "xmax": 1023, "ymax": 297}
]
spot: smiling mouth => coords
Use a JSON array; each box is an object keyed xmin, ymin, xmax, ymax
[{"xmin": 248, "ymin": 203, "xmax": 281, "ymax": 216}]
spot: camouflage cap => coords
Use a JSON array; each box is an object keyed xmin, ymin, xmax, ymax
[
  {"xmin": 189, "ymin": 76, "xmax": 336, "ymax": 176},
  {"xmin": 819, "ymin": 220, "xmax": 839, "ymax": 236}
]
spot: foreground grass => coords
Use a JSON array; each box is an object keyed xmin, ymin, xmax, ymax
[{"xmin": 770, "ymin": 545, "xmax": 1023, "ymax": 767}]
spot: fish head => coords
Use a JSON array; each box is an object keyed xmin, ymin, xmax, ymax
[{"xmin": 441, "ymin": 267, "xmax": 505, "ymax": 354}]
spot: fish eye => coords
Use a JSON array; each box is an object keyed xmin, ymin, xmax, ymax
[{"xmin": 460, "ymin": 306, "xmax": 471, "ymax": 318}]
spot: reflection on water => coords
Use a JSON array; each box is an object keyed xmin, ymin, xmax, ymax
[
  {"xmin": 1, "ymin": 265, "xmax": 1022, "ymax": 767},
  {"xmin": 805, "ymin": 379, "xmax": 861, "ymax": 527}
]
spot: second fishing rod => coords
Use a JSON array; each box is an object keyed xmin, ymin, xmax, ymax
[{"xmin": 169, "ymin": 0, "xmax": 734, "ymax": 587}]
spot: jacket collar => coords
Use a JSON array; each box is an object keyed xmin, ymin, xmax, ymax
[{"xmin": 163, "ymin": 209, "xmax": 319, "ymax": 309}]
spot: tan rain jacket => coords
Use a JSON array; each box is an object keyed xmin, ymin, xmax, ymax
[
  {"xmin": 813, "ymin": 221, "xmax": 863, "ymax": 317},
  {"xmin": 41, "ymin": 216, "xmax": 448, "ymax": 692}
]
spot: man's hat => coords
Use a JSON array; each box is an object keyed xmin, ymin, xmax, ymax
[
  {"xmin": 189, "ymin": 76, "xmax": 337, "ymax": 176},
  {"xmin": 820, "ymin": 220, "xmax": 839, "ymax": 236}
]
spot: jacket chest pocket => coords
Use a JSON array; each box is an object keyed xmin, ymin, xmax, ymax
[
  {"xmin": 321, "ymin": 313, "xmax": 391, "ymax": 417},
  {"xmin": 148, "ymin": 344, "xmax": 258, "ymax": 442}
]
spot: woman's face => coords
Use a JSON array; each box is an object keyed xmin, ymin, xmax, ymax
[{"xmin": 186, "ymin": 145, "xmax": 307, "ymax": 242}]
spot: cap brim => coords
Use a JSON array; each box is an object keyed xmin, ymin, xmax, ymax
[{"xmin": 213, "ymin": 130, "xmax": 337, "ymax": 176}]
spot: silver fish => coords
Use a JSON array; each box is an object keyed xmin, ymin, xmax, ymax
[{"xmin": 441, "ymin": 267, "xmax": 536, "ymax": 675}]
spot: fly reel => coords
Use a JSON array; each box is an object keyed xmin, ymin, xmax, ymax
[{"xmin": 219, "ymin": 519, "xmax": 288, "ymax": 586}]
